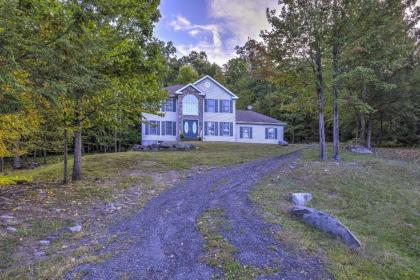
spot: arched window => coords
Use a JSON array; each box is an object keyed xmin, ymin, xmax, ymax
[{"xmin": 182, "ymin": 94, "xmax": 198, "ymax": 115}]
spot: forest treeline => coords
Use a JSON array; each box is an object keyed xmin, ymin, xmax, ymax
[{"xmin": 0, "ymin": 0, "xmax": 419, "ymax": 182}]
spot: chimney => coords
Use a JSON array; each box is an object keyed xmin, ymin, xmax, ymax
[{"xmin": 247, "ymin": 105, "xmax": 253, "ymax": 111}]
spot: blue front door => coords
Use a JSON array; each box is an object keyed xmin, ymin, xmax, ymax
[{"xmin": 183, "ymin": 120, "xmax": 198, "ymax": 139}]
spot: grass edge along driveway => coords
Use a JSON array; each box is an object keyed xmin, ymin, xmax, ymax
[{"xmin": 251, "ymin": 148, "xmax": 420, "ymax": 280}]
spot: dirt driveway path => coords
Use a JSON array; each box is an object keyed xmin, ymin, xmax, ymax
[{"xmin": 67, "ymin": 151, "xmax": 331, "ymax": 280}]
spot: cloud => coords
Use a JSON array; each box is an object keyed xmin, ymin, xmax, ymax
[
  {"xmin": 208, "ymin": 0, "xmax": 277, "ymax": 49},
  {"xmin": 168, "ymin": 15, "xmax": 230, "ymax": 65},
  {"xmin": 165, "ymin": 1, "xmax": 278, "ymax": 65},
  {"xmin": 188, "ymin": 30, "xmax": 200, "ymax": 36},
  {"xmin": 169, "ymin": 15, "xmax": 192, "ymax": 31}
]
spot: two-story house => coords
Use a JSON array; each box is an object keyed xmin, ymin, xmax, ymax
[{"xmin": 141, "ymin": 76, "xmax": 286, "ymax": 145}]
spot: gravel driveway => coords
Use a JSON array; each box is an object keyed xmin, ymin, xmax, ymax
[{"xmin": 67, "ymin": 150, "xmax": 331, "ymax": 280}]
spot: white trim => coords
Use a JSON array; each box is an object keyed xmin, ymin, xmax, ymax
[
  {"xmin": 193, "ymin": 75, "xmax": 239, "ymax": 99},
  {"xmin": 236, "ymin": 121, "xmax": 286, "ymax": 126},
  {"xmin": 175, "ymin": 83, "xmax": 205, "ymax": 96}
]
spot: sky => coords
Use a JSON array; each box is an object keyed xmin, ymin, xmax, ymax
[{"xmin": 155, "ymin": 0, "xmax": 279, "ymax": 66}]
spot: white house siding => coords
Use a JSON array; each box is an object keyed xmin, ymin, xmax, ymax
[
  {"xmin": 141, "ymin": 112, "xmax": 177, "ymax": 145},
  {"xmin": 235, "ymin": 123, "xmax": 284, "ymax": 144},
  {"xmin": 195, "ymin": 77, "xmax": 236, "ymax": 142}
]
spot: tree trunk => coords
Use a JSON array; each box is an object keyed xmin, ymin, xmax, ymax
[
  {"xmin": 13, "ymin": 156, "xmax": 21, "ymax": 169},
  {"xmin": 114, "ymin": 127, "xmax": 118, "ymax": 153},
  {"xmin": 379, "ymin": 111, "xmax": 383, "ymax": 146},
  {"xmin": 366, "ymin": 114, "xmax": 372, "ymax": 150},
  {"xmin": 43, "ymin": 149, "xmax": 47, "ymax": 164},
  {"xmin": 0, "ymin": 157, "xmax": 4, "ymax": 173},
  {"xmin": 332, "ymin": 0, "xmax": 340, "ymax": 161},
  {"xmin": 63, "ymin": 129, "xmax": 68, "ymax": 185},
  {"xmin": 72, "ymin": 129, "xmax": 82, "ymax": 181},
  {"xmin": 360, "ymin": 113, "xmax": 366, "ymax": 145},
  {"xmin": 315, "ymin": 47, "xmax": 327, "ymax": 161}
]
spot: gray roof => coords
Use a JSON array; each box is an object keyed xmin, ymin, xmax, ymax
[
  {"xmin": 164, "ymin": 84, "xmax": 185, "ymax": 96},
  {"xmin": 236, "ymin": 110, "xmax": 284, "ymax": 125}
]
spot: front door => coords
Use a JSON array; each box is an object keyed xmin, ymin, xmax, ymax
[{"xmin": 183, "ymin": 120, "xmax": 198, "ymax": 139}]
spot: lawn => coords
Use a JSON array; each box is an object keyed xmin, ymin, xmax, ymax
[
  {"xmin": 251, "ymin": 148, "xmax": 420, "ymax": 279},
  {"xmin": 0, "ymin": 142, "xmax": 296, "ymax": 279}
]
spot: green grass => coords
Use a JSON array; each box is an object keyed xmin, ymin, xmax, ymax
[
  {"xmin": 1, "ymin": 142, "xmax": 297, "ymax": 186},
  {"xmin": 197, "ymin": 208, "xmax": 261, "ymax": 280},
  {"xmin": 251, "ymin": 148, "xmax": 420, "ymax": 279}
]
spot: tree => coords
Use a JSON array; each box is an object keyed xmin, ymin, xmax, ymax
[
  {"xmin": 263, "ymin": 0, "xmax": 332, "ymax": 160},
  {"xmin": 176, "ymin": 64, "xmax": 199, "ymax": 84}
]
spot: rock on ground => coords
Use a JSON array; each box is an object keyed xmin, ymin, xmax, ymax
[
  {"xmin": 290, "ymin": 193, "xmax": 313, "ymax": 206},
  {"xmin": 346, "ymin": 145, "xmax": 373, "ymax": 154},
  {"xmin": 69, "ymin": 225, "xmax": 82, "ymax": 233},
  {"xmin": 290, "ymin": 206, "xmax": 361, "ymax": 248}
]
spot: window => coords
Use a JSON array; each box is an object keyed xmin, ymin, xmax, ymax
[
  {"xmin": 220, "ymin": 122, "xmax": 233, "ymax": 136},
  {"xmin": 182, "ymin": 94, "xmax": 199, "ymax": 115},
  {"xmin": 205, "ymin": 99, "xmax": 218, "ymax": 112},
  {"xmin": 219, "ymin": 100, "xmax": 232, "ymax": 113},
  {"xmin": 205, "ymin": 121, "xmax": 218, "ymax": 136},
  {"xmin": 162, "ymin": 121, "xmax": 176, "ymax": 136},
  {"xmin": 162, "ymin": 98, "xmax": 176, "ymax": 112},
  {"xmin": 145, "ymin": 121, "xmax": 160, "ymax": 135},
  {"xmin": 240, "ymin": 127, "xmax": 252, "ymax": 139},
  {"xmin": 265, "ymin": 127, "xmax": 277, "ymax": 139}
]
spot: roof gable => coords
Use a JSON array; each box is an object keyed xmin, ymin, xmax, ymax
[
  {"xmin": 193, "ymin": 75, "xmax": 239, "ymax": 99},
  {"xmin": 175, "ymin": 83, "xmax": 205, "ymax": 96}
]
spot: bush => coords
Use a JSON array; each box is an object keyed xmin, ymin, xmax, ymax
[{"xmin": 0, "ymin": 175, "xmax": 33, "ymax": 186}]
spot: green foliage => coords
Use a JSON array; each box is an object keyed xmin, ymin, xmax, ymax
[
  {"xmin": 0, "ymin": 175, "xmax": 32, "ymax": 186},
  {"xmin": 176, "ymin": 64, "xmax": 199, "ymax": 84},
  {"xmin": 222, "ymin": 0, "xmax": 419, "ymax": 147}
]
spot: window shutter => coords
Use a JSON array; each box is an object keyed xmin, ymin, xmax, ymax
[
  {"xmin": 156, "ymin": 121, "xmax": 160, "ymax": 135},
  {"xmin": 173, "ymin": 98, "xmax": 176, "ymax": 112},
  {"xmin": 275, "ymin": 128, "xmax": 278, "ymax": 139},
  {"xmin": 230, "ymin": 100, "xmax": 233, "ymax": 113},
  {"xmin": 215, "ymin": 122, "xmax": 219, "ymax": 136},
  {"xmin": 219, "ymin": 100, "xmax": 223, "ymax": 112},
  {"xmin": 161, "ymin": 121, "xmax": 166, "ymax": 136},
  {"xmin": 240, "ymin": 127, "xmax": 243, "ymax": 138},
  {"xmin": 230, "ymin": 123, "xmax": 233, "ymax": 136},
  {"xmin": 215, "ymin": 100, "xmax": 218, "ymax": 112},
  {"xmin": 265, "ymin": 128, "xmax": 268, "ymax": 139},
  {"xmin": 204, "ymin": 122, "xmax": 208, "ymax": 136},
  {"xmin": 204, "ymin": 99, "xmax": 208, "ymax": 112},
  {"xmin": 145, "ymin": 124, "xmax": 149, "ymax": 135},
  {"xmin": 172, "ymin": 122, "xmax": 176, "ymax": 136},
  {"xmin": 250, "ymin": 127, "xmax": 253, "ymax": 139}
]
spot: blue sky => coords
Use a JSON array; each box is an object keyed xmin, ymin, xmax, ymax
[{"xmin": 155, "ymin": 0, "xmax": 278, "ymax": 66}]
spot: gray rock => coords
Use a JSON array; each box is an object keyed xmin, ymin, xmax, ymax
[
  {"xmin": 174, "ymin": 143, "xmax": 196, "ymax": 150},
  {"xmin": 346, "ymin": 145, "xmax": 373, "ymax": 154},
  {"xmin": 0, "ymin": 215, "xmax": 15, "ymax": 220},
  {"xmin": 278, "ymin": 140, "xmax": 289, "ymax": 146},
  {"xmin": 290, "ymin": 193, "xmax": 313, "ymax": 206},
  {"xmin": 34, "ymin": 251, "xmax": 46, "ymax": 258},
  {"xmin": 159, "ymin": 141, "xmax": 175, "ymax": 148},
  {"xmin": 6, "ymin": 226, "xmax": 17, "ymax": 232},
  {"xmin": 39, "ymin": 240, "xmax": 50, "ymax": 245},
  {"xmin": 69, "ymin": 225, "xmax": 82, "ymax": 233},
  {"xmin": 131, "ymin": 144, "xmax": 144, "ymax": 151},
  {"xmin": 289, "ymin": 206, "xmax": 361, "ymax": 248},
  {"xmin": 106, "ymin": 203, "xmax": 117, "ymax": 213}
]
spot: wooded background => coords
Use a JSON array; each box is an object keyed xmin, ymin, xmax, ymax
[{"xmin": 0, "ymin": 0, "xmax": 419, "ymax": 181}]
